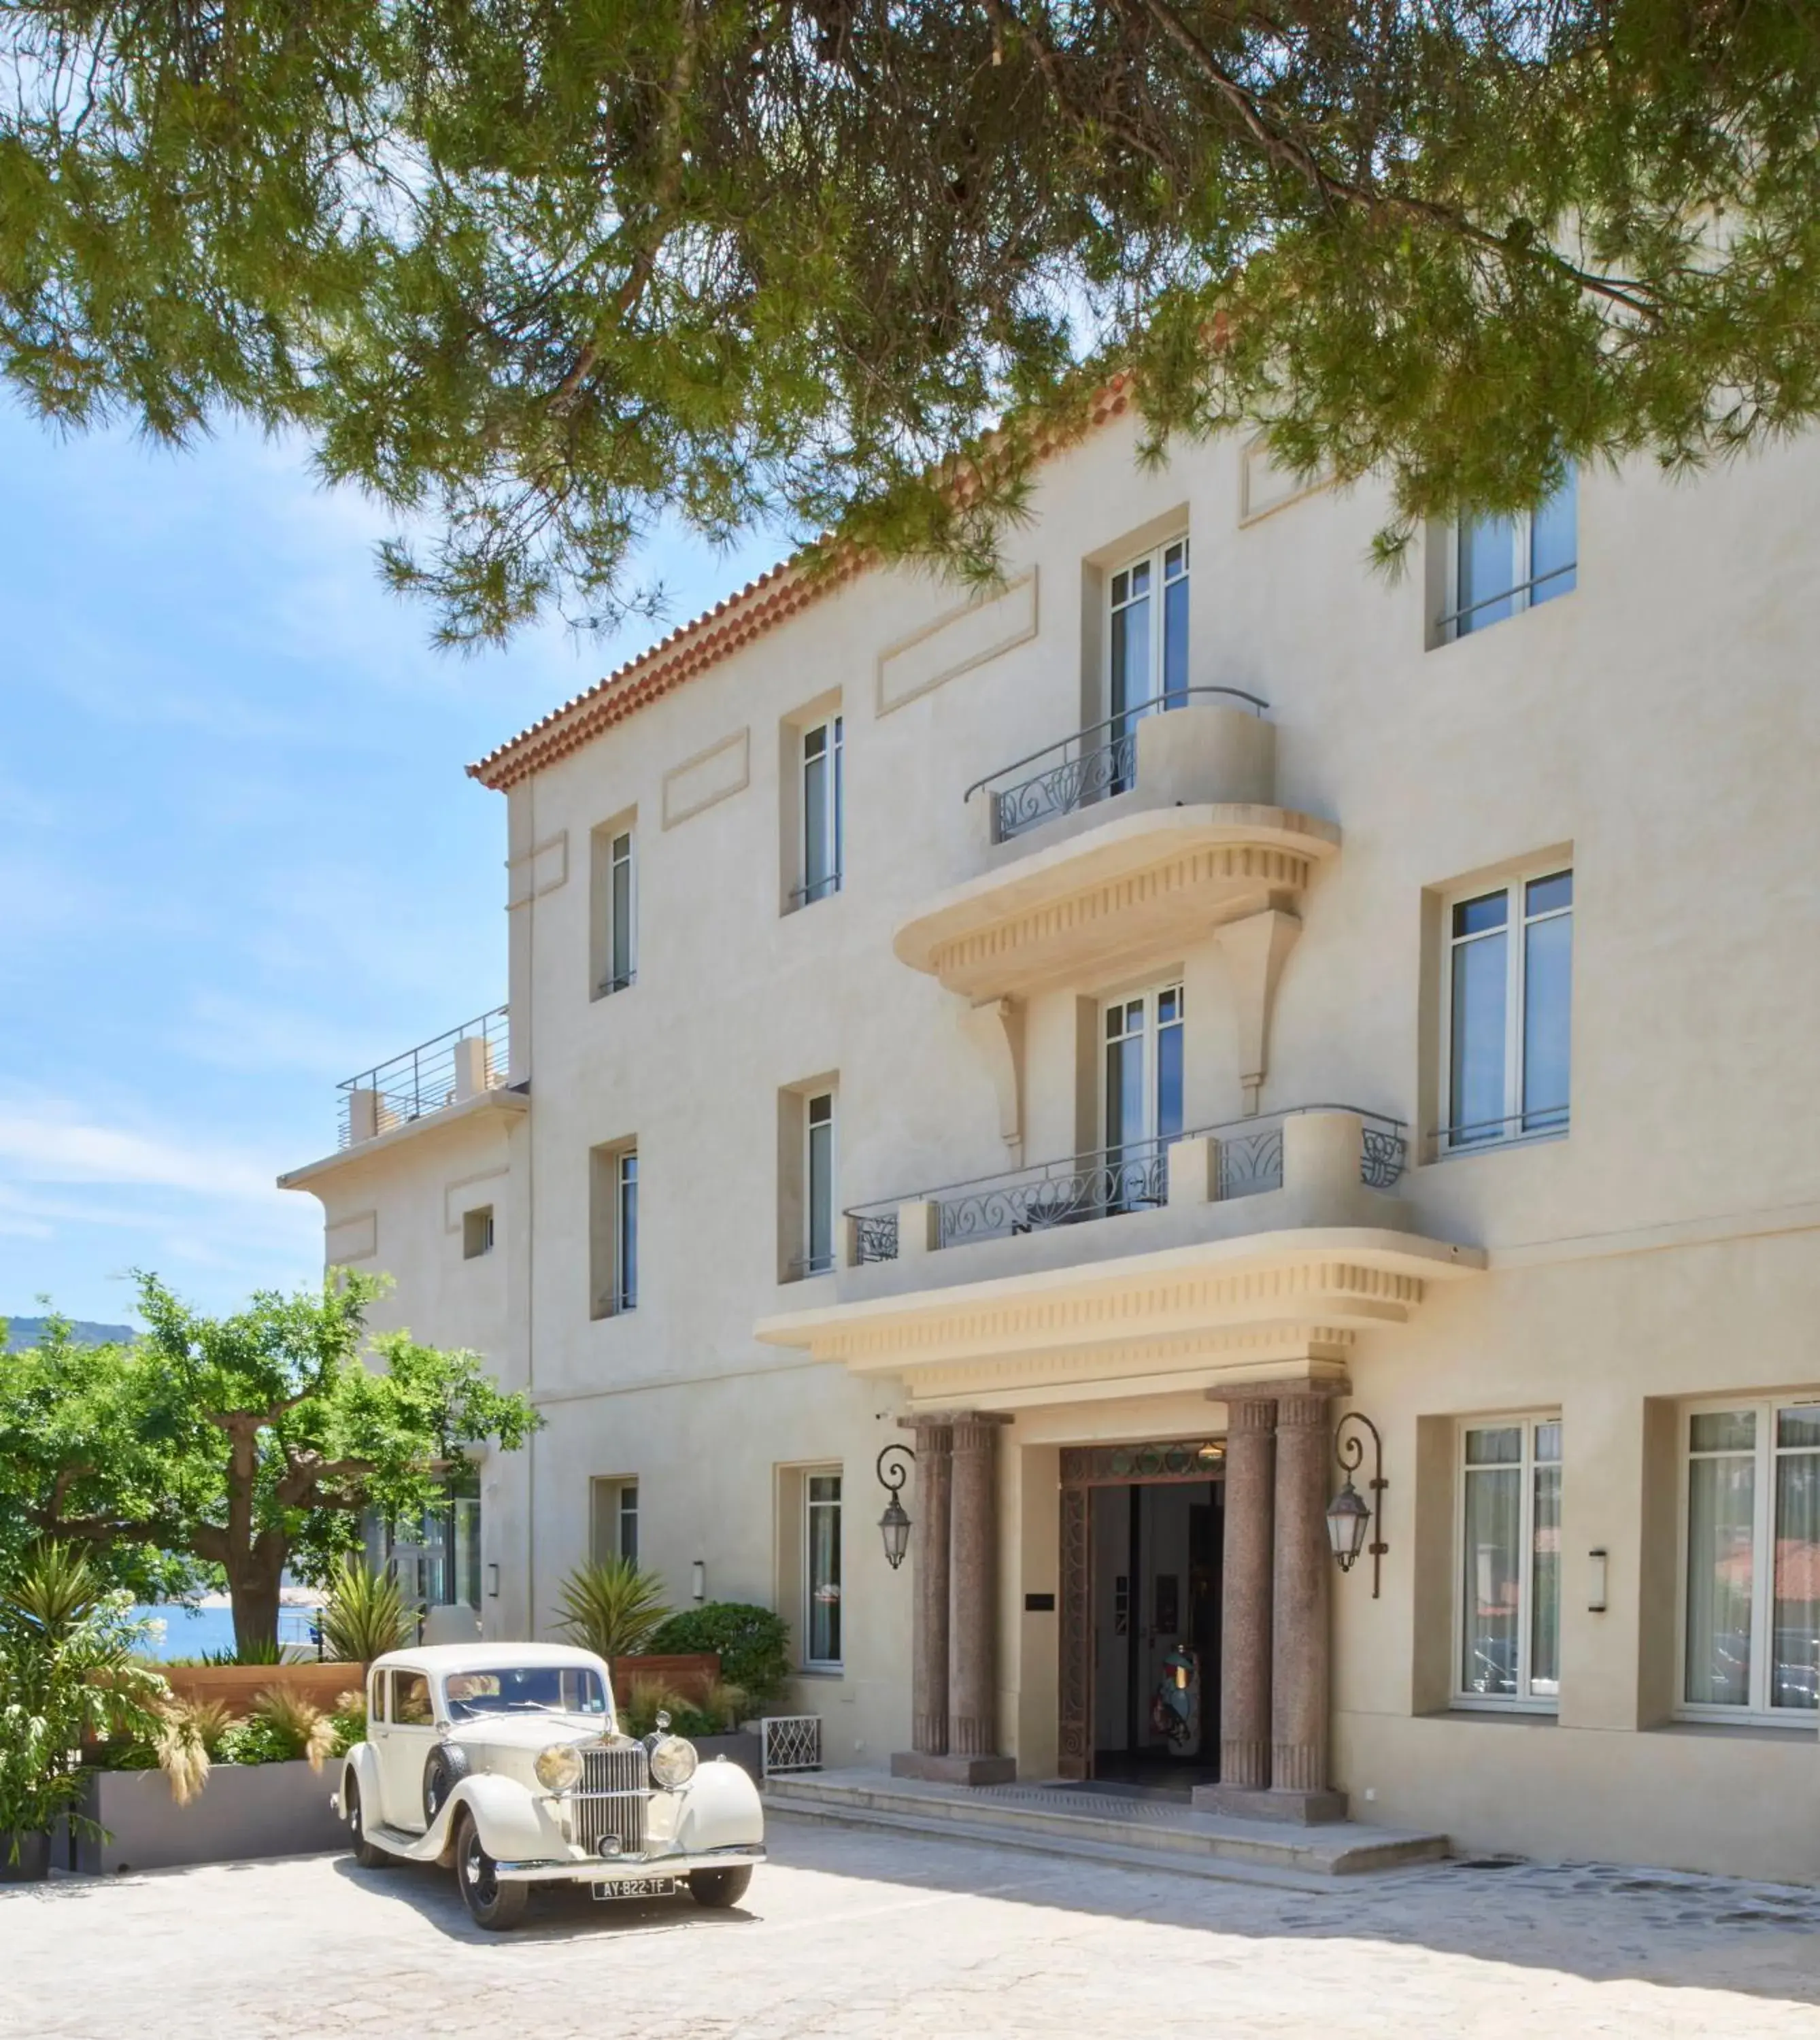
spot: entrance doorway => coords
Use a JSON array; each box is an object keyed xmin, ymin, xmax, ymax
[{"xmin": 1058, "ymin": 1438, "xmax": 1226, "ymax": 1788}]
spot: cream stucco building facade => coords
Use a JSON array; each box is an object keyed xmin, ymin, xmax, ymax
[{"xmin": 282, "ymin": 388, "xmax": 1820, "ymax": 1882}]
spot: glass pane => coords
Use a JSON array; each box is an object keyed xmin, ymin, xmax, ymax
[
  {"xmin": 1156, "ymin": 1008, "xmax": 1183, "ymax": 1141},
  {"xmin": 830, "ymin": 718, "xmax": 843, "ymax": 887},
  {"xmin": 1772, "ymin": 1446, "xmax": 1820, "ymax": 1710},
  {"xmin": 1534, "ymin": 1421, "xmax": 1562, "ymax": 1464},
  {"xmin": 1465, "ymin": 1425, "xmax": 1522, "ymax": 1466},
  {"xmin": 1779, "ymin": 1407, "xmax": 1820, "ymax": 1449},
  {"xmin": 807, "ymin": 1119, "xmax": 833, "ymax": 1271},
  {"xmin": 1457, "ymin": 513, "xmax": 1519, "ymax": 634},
  {"xmin": 1685, "ymin": 1452, "xmax": 1755, "ymax": 1705},
  {"xmin": 1105, "ymin": 1029, "xmax": 1145, "ymax": 1153},
  {"xmin": 803, "ymin": 744, "xmax": 830, "ymax": 896},
  {"xmin": 807, "ymin": 1481, "xmax": 841, "ymax": 1664},
  {"xmin": 1521, "ymin": 909, "xmax": 1572, "ymax": 1132},
  {"xmin": 1162, "ymin": 564, "xmax": 1190, "ymax": 707},
  {"xmin": 1111, "ymin": 584, "xmax": 1151, "ymax": 719},
  {"xmin": 619, "ymin": 1155, "xmax": 638, "ymax": 1309},
  {"xmin": 620, "ymin": 1486, "xmax": 638, "ymax": 1566},
  {"xmin": 1449, "ymin": 930, "xmax": 1509, "ymax": 1139},
  {"xmin": 1526, "ymin": 870, "xmax": 1572, "ymax": 917},
  {"xmin": 1691, "ymin": 1409, "xmax": 1756, "ymax": 1453},
  {"xmin": 1453, "ymin": 891, "xmax": 1509, "ymax": 939},
  {"xmin": 1462, "ymin": 1465, "xmax": 1521, "ymax": 1695},
  {"xmin": 1530, "ymin": 1462, "xmax": 1561, "ymax": 1695},
  {"xmin": 611, "ymin": 849, "xmax": 633, "ymax": 985},
  {"xmin": 1530, "ymin": 470, "xmax": 1577, "ymax": 607}
]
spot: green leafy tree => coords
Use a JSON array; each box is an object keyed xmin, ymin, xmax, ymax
[
  {"xmin": 1, "ymin": 2, "xmax": 1815, "ymax": 643},
  {"xmin": 0, "ymin": 1274, "xmax": 537, "ymax": 1656}
]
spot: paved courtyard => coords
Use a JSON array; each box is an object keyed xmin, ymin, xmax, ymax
[{"xmin": 4, "ymin": 1817, "xmax": 1819, "ymax": 2039}]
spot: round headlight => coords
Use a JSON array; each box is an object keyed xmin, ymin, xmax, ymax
[
  {"xmin": 648, "ymin": 1735, "xmax": 698, "ymax": 1790},
  {"xmin": 534, "ymin": 1742, "xmax": 583, "ymax": 1792}
]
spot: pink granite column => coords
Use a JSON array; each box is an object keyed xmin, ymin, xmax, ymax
[
  {"xmin": 945, "ymin": 1414, "xmax": 1013, "ymax": 1781},
  {"xmin": 1268, "ymin": 1390, "xmax": 1346, "ymax": 1822},
  {"xmin": 1214, "ymin": 1395, "xmax": 1276, "ymax": 1795},
  {"xmin": 909, "ymin": 1418, "xmax": 951, "ymax": 1756}
]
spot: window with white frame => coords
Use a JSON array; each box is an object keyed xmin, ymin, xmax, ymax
[
  {"xmin": 803, "ymin": 1091, "xmax": 836, "ymax": 1276},
  {"xmin": 590, "ymin": 1142, "xmax": 639, "ymax": 1319},
  {"xmin": 1682, "ymin": 1400, "xmax": 1820, "ymax": 1720},
  {"xmin": 1107, "ymin": 538, "xmax": 1189, "ymax": 791},
  {"xmin": 1441, "ymin": 469, "xmax": 1577, "ymax": 643},
  {"xmin": 805, "ymin": 1472, "xmax": 843, "ymax": 1669},
  {"xmin": 617, "ymin": 1480, "xmax": 639, "ymax": 1566},
  {"xmin": 1457, "ymin": 1417, "xmax": 1562, "ymax": 1708},
  {"xmin": 461, "ymin": 1205, "xmax": 494, "ymax": 1259},
  {"xmin": 1441, "ymin": 868, "xmax": 1572, "ymax": 1151},
  {"xmin": 616, "ymin": 1151, "xmax": 638, "ymax": 1312},
  {"xmin": 796, "ymin": 716, "xmax": 843, "ymax": 907},
  {"xmin": 598, "ymin": 826, "xmax": 636, "ymax": 996},
  {"xmin": 590, "ymin": 1477, "xmax": 639, "ymax": 1566},
  {"xmin": 1103, "ymin": 984, "xmax": 1184, "ymax": 1210}
]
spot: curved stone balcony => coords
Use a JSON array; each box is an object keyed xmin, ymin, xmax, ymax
[{"xmin": 894, "ymin": 696, "xmax": 1338, "ymax": 1002}]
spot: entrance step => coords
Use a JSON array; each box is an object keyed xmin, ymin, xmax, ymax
[{"xmin": 764, "ymin": 1769, "xmax": 1449, "ymax": 1891}]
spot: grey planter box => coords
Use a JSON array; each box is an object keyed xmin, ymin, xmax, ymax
[
  {"xmin": 70, "ymin": 1762, "xmax": 345, "ymax": 1875},
  {"xmin": 694, "ymin": 1732, "xmax": 762, "ymax": 1781}
]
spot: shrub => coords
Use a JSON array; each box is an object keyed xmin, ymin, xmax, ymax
[
  {"xmin": 319, "ymin": 1561, "xmax": 412, "ymax": 1665},
  {"xmin": 153, "ymin": 1698, "xmax": 234, "ymax": 1805},
  {"xmin": 556, "ymin": 1557, "xmax": 673, "ymax": 1661},
  {"xmin": 328, "ymin": 1688, "xmax": 367, "ymax": 1757},
  {"xmin": 645, "ymin": 1603, "xmax": 790, "ymax": 1715}
]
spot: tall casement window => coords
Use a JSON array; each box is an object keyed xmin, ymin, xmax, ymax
[
  {"xmin": 617, "ymin": 1481, "xmax": 640, "ymax": 1566},
  {"xmin": 1443, "ymin": 468, "xmax": 1577, "ymax": 643},
  {"xmin": 803, "ymin": 1091, "xmax": 837, "ymax": 1277},
  {"xmin": 588, "ymin": 1140, "xmax": 639, "ymax": 1319},
  {"xmin": 1443, "ymin": 868, "xmax": 1572, "ymax": 1151},
  {"xmin": 1105, "ymin": 984, "xmax": 1184, "ymax": 1166},
  {"xmin": 805, "ymin": 1472, "xmax": 843, "ymax": 1670},
  {"xmin": 1107, "ymin": 538, "xmax": 1189, "ymax": 790},
  {"xmin": 797, "ymin": 716, "xmax": 844, "ymax": 907},
  {"xmin": 1457, "ymin": 1418, "xmax": 1562, "ymax": 1708},
  {"xmin": 590, "ymin": 1478, "xmax": 639, "ymax": 1566},
  {"xmin": 1683, "ymin": 1401, "xmax": 1820, "ymax": 1720},
  {"xmin": 590, "ymin": 817, "xmax": 637, "ymax": 999}
]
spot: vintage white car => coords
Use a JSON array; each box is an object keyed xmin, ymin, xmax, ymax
[{"xmin": 333, "ymin": 1642, "xmax": 766, "ymax": 1930}]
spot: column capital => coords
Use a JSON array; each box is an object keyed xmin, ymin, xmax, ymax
[
  {"xmin": 1276, "ymin": 1391, "xmax": 1341, "ymax": 1432},
  {"xmin": 904, "ymin": 1410, "xmax": 1010, "ymax": 1429}
]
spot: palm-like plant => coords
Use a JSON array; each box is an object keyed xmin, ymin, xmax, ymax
[
  {"xmin": 319, "ymin": 1559, "xmax": 413, "ymax": 1666},
  {"xmin": 554, "ymin": 1558, "xmax": 673, "ymax": 1661}
]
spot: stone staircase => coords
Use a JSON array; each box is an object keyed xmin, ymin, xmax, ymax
[{"xmin": 764, "ymin": 1769, "xmax": 1450, "ymax": 1892}]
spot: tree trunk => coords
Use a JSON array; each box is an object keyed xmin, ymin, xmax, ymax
[{"xmin": 229, "ymin": 1552, "xmax": 285, "ymax": 1658}]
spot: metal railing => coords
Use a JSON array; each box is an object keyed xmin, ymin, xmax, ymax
[
  {"xmin": 1428, "ymin": 1105, "xmax": 1568, "ymax": 1159},
  {"xmin": 1437, "ymin": 559, "xmax": 1577, "ymax": 640},
  {"xmin": 845, "ymin": 1106, "xmax": 1406, "ymax": 1263},
  {"xmin": 760, "ymin": 1716, "xmax": 823, "ymax": 1778},
  {"xmin": 964, "ymin": 687, "xmax": 1269, "ymax": 845},
  {"xmin": 336, "ymin": 1006, "xmax": 509, "ymax": 1149}
]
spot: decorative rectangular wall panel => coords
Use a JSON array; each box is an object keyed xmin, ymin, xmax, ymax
[
  {"xmin": 325, "ymin": 1210, "xmax": 377, "ymax": 1264},
  {"xmin": 662, "ymin": 727, "xmax": 751, "ymax": 828},
  {"xmin": 876, "ymin": 572, "xmax": 1039, "ymax": 716},
  {"xmin": 1239, "ymin": 434, "xmax": 1332, "ymax": 526}
]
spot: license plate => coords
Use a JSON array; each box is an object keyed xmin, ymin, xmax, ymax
[{"xmin": 591, "ymin": 1876, "xmax": 679, "ymax": 1902}]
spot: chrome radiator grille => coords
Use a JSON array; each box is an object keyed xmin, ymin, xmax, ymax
[{"xmin": 574, "ymin": 1741, "xmax": 650, "ymax": 1856}]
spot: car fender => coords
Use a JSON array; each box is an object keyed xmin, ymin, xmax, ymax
[
  {"xmin": 437, "ymin": 1772, "xmax": 567, "ymax": 1867},
  {"xmin": 673, "ymin": 1759, "xmax": 765, "ymax": 1853},
  {"xmin": 335, "ymin": 1742, "xmax": 382, "ymax": 1825}
]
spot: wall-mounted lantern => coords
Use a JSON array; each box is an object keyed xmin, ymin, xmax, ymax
[
  {"xmin": 1326, "ymin": 1411, "xmax": 1388, "ymax": 1599},
  {"xmin": 690, "ymin": 1559, "xmax": 707, "ymax": 1604},
  {"xmin": 876, "ymin": 1443, "xmax": 915, "ymax": 1571}
]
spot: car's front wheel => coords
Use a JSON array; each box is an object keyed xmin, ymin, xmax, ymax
[
  {"xmin": 456, "ymin": 1812, "xmax": 528, "ymax": 1931},
  {"xmin": 687, "ymin": 1866, "xmax": 753, "ymax": 1909},
  {"xmin": 344, "ymin": 1776, "xmax": 393, "ymax": 1870}
]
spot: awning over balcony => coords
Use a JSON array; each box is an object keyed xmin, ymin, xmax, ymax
[{"xmin": 754, "ymin": 1224, "xmax": 1483, "ymax": 1412}]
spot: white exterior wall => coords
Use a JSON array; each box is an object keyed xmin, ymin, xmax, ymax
[{"xmin": 286, "ymin": 413, "xmax": 1820, "ymax": 1873}]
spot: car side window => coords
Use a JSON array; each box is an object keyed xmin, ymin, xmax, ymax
[
  {"xmin": 369, "ymin": 1671, "xmax": 388, "ymax": 1723},
  {"xmin": 392, "ymin": 1671, "xmax": 435, "ymax": 1726}
]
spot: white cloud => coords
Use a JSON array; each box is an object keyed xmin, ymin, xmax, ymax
[{"xmin": 0, "ymin": 1104, "xmax": 277, "ymax": 1201}]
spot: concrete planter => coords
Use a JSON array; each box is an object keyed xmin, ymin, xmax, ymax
[
  {"xmin": 694, "ymin": 1732, "xmax": 762, "ymax": 1780},
  {"xmin": 0, "ymin": 1831, "xmax": 52, "ymax": 1882},
  {"xmin": 70, "ymin": 1761, "xmax": 345, "ymax": 1875}
]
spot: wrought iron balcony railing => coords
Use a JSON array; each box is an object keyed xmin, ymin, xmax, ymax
[
  {"xmin": 964, "ymin": 687, "xmax": 1269, "ymax": 845},
  {"xmin": 336, "ymin": 1006, "xmax": 509, "ymax": 1149},
  {"xmin": 1426, "ymin": 1104, "xmax": 1569, "ymax": 1159},
  {"xmin": 844, "ymin": 1106, "xmax": 1406, "ymax": 1263}
]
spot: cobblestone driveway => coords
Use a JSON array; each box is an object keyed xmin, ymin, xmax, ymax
[{"xmin": 4, "ymin": 1818, "xmax": 1819, "ymax": 2039}]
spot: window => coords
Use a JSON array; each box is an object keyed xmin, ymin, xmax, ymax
[
  {"xmin": 1682, "ymin": 1401, "xmax": 1820, "ymax": 1721},
  {"xmin": 589, "ymin": 1141, "xmax": 638, "ymax": 1319},
  {"xmin": 805, "ymin": 1472, "xmax": 843, "ymax": 1669},
  {"xmin": 1103, "ymin": 984, "xmax": 1183, "ymax": 1208},
  {"xmin": 796, "ymin": 716, "xmax": 843, "ymax": 907},
  {"xmin": 591, "ymin": 1478, "xmax": 639, "ymax": 1566},
  {"xmin": 462, "ymin": 1206, "xmax": 494, "ymax": 1260},
  {"xmin": 391, "ymin": 1669, "xmax": 435, "ymax": 1726},
  {"xmin": 1441, "ymin": 868, "xmax": 1572, "ymax": 1151},
  {"xmin": 600, "ymin": 828, "xmax": 636, "ymax": 995},
  {"xmin": 802, "ymin": 1092, "xmax": 837, "ymax": 1276},
  {"xmin": 1442, "ymin": 469, "xmax": 1577, "ymax": 642},
  {"xmin": 1457, "ymin": 1418, "xmax": 1562, "ymax": 1710},
  {"xmin": 1107, "ymin": 538, "xmax": 1189, "ymax": 794}
]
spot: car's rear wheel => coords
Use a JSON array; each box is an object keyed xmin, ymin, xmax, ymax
[
  {"xmin": 456, "ymin": 1812, "xmax": 528, "ymax": 1931},
  {"xmin": 344, "ymin": 1777, "xmax": 393, "ymax": 1870},
  {"xmin": 687, "ymin": 1866, "xmax": 753, "ymax": 1909}
]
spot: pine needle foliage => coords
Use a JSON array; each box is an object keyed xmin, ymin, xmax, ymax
[{"xmin": 3, "ymin": 1, "xmax": 1817, "ymax": 641}]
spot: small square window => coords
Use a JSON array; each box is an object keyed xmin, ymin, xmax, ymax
[{"xmin": 462, "ymin": 1206, "xmax": 494, "ymax": 1259}]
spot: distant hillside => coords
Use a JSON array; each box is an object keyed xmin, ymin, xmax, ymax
[{"xmin": 3, "ymin": 1316, "xmax": 135, "ymax": 1351}]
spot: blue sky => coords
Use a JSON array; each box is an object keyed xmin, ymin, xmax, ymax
[{"xmin": 0, "ymin": 400, "xmax": 781, "ymax": 1326}]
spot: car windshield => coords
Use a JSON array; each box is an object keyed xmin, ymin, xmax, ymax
[{"xmin": 442, "ymin": 1666, "xmax": 610, "ymax": 1720}]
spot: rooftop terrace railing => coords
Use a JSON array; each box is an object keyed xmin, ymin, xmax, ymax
[
  {"xmin": 337, "ymin": 1006, "xmax": 509, "ymax": 1148},
  {"xmin": 844, "ymin": 1105, "xmax": 1406, "ymax": 1264},
  {"xmin": 964, "ymin": 687, "xmax": 1270, "ymax": 845}
]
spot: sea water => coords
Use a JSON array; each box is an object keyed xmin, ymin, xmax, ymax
[{"xmin": 130, "ymin": 1603, "xmax": 322, "ymax": 1661}]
